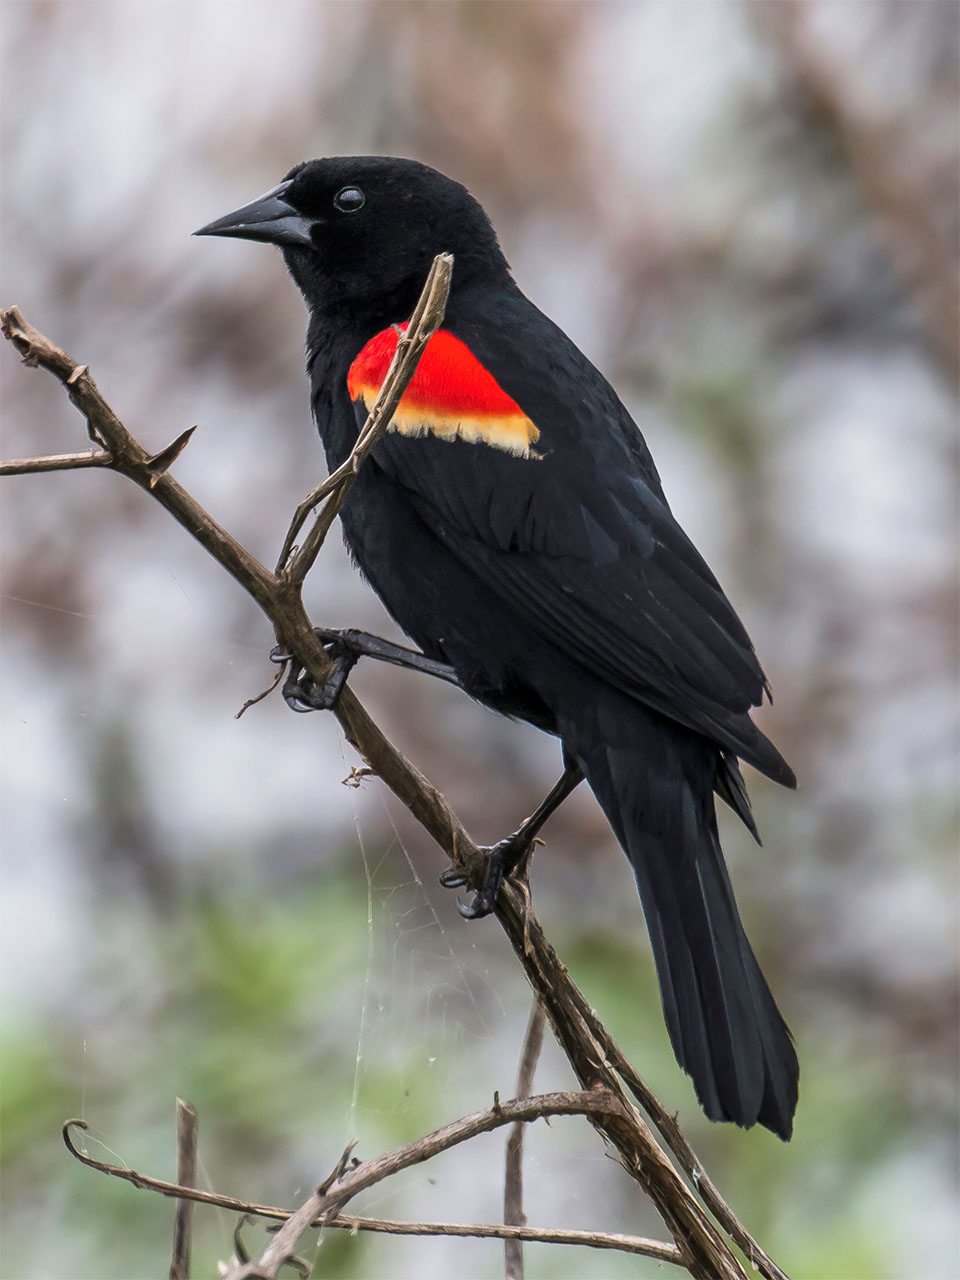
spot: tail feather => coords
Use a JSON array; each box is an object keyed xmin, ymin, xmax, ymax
[
  {"xmin": 565, "ymin": 698, "xmax": 798, "ymax": 1139},
  {"xmin": 714, "ymin": 751, "xmax": 760, "ymax": 844}
]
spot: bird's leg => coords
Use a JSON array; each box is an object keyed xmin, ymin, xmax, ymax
[
  {"xmin": 271, "ymin": 628, "xmax": 462, "ymax": 712},
  {"xmin": 441, "ymin": 761, "xmax": 585, "ymax": 920}
]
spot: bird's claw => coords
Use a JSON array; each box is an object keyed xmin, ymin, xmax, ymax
[
  {"xmin": 439, "ymin": 832, "xmax": 533, "ymax": 921},
  {"xmin": 437, "ymin": 865, "xmax": 483, "ymax": 916},
  {"xmin": 455, "ymin": 884, "xmax": 499, "ymax": 920},
  {"xmin": 438, "ymin": 868, "xmax": 468, "ymax": 889},
  {"xmin": 281, "ymin": 670, "xmax": 336, "ymax": 712},
  {"xmin": 270, "ymin": 630, "xmax": 359, "ymax": 713}
]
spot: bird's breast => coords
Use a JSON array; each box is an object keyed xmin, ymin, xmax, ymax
[{"xmin": 347, "ymin": 324, "xmax": 540, "ymax": 458}]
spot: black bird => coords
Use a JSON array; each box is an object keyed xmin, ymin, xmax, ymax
[{"xmin": 197, "ymin": 156, "xmax": 799, "ymax": 1139}]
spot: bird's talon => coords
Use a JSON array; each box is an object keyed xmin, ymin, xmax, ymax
[
  {"xmin": 438, "ymin": 868, "xmax": 468, "ymax": 889},
  {"xmin": 458, "ymin": 888, "xmax": 497, "ymax": 919},
  {"xmin": 456, "ymin": 895, "xmax": 488, "ymax": 920},
  {"xmin": 283, "ymin": 690, "xmax": 324, "ymax": 713},
  {"xmin": 287, "ymin": 696, "xmax": 324, "ymax": 713},
  {"xmin": 281, "ymin": 669, "xmax": 337, "ymax": 712},
  {"xmin": 440, "ymin": 866, "xmax": 499, "ymax": 917},
  {"xmin": 313, "ymin": 626, "xmax": 344, "ymax": 647}
]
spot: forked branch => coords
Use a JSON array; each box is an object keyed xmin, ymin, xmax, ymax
[{"xmin": 64, "ymin": 1096, "xmax": 684, "ymax": 1274}]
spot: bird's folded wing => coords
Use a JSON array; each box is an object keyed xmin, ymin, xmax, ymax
[{"xmin": 370, "ymin": 431, "xmax": 794, "ymax": 787}]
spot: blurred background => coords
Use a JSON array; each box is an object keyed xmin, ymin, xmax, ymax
[{"xmin": 1, "ymin": 3, "xmax": 957, "ymax": 1278}]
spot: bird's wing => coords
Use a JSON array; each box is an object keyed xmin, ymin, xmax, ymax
[{"xmin": 349, "ymin": 319, "xmax": 794, "ymax": 786}]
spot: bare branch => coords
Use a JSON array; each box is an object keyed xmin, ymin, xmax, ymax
[
  {"xmin": 322, "ymin": 1213, "xmax": 683, "ymax": 1264},
  {"xmin": 504, "ymin": 997, "xmax": 546, "ymax": 1280},
  {"xmin": 67, "ymin": 1093, "xmax": 638, "ymax": 1279},
  {"xmin": 223, "ymin": 1089, "xmax": 626, "ymax": 1279},
  {"xmin": 169, "ymin": 1099, "xmax": 197, "ymax": 1280},
  {"xmin": 1, "ymin": 306, "xmax": 279, "ymax": 615},
  {"xmin": 65, "ymin": 1094, "xmax": 616, "ymax": 1213},
  {"xmin": 63, "ymin": 1118, "xmax": 303, "ymax": 1220},
  {"xmin": 0, "ymin": 448, "xmax": 113, "ymax": 475},
  {"xmin": 61, "ymin": 1120, "xmax": 681, "ymax": 1266}
]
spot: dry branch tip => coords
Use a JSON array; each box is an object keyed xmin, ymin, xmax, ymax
[{"xmin": 235, "ymin": 665, "xmax": 287, "ymax": 719}]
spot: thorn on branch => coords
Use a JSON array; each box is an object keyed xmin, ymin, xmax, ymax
[{"xmin": 146, "ymin": 426, "xmax": 198, "ymax": 487}]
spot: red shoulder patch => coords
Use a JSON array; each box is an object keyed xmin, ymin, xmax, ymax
[{"xmin": 347, "ymin": 324, "xmax": 540, "ymax": 457}]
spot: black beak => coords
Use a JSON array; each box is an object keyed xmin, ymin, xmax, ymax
[{"xmin": 193, "ymin": 180, "xmax": 314, "ymax": 248}]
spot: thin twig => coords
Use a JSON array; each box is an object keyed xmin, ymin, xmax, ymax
[
  {"xmin": 169, "ymin": 1099, "xmax": 198, "ymax": 1280},
  {"xmin": 1, "ymin": 305, "xmax": 280, "ymax": 616},
  {"xmin": 64, "ymin": 1093, "xmax": 616, "ymax": 1218},
  {"xmin": 63, "ymin": 1118, "xmax": 304, "ymax": 1219},
  {"xmin": 504, "ymin": 998, "xmax": 546, "ymax": 1280},
  {"xmin": 64, "ymin": 1092, "xmax": 629, "ymax": 1280},
  {"xmin": 276, "ymin": 252, "xmax": 453, "ymax": 581},
  {"xmin": 322, "ymin": 1213, "xmax": 683, "ymax": 1263},
  {"xmin": 235, "ymin": 664, "xmax": 286, "ymax": 719},
  {"xmin": 60, "ymin": 1115, "xmax": 679, "ymax": 1265},
  {"xmin": 0, "ymin": 448, "xmax": 113, "ymax": 475},
  {"xmin": 218, "ymin": 1091, "xmax": 627, "ymax": 1280}
]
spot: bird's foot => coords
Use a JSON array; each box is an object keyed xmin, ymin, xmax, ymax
[
  {"xmin": 270, "ymin": 628, "xmax": 359, "ymax": 712},
  {"xmin": 439, "ymin": 831, "xmax": 534, "ymax": 920}
]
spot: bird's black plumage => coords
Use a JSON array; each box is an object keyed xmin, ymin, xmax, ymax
[{"xmin": 197, "ymin": 155, "xmax": 799, "ymax": 1138}]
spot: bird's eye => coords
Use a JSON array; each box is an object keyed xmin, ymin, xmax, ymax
[{"xmin": 333, "ymin": 186, "xmax": 366, "ymax": 214}]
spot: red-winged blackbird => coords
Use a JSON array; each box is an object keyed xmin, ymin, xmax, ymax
[{"xmin": 197, "ymin": 156, "xmax": 799, "ymax": 1139}]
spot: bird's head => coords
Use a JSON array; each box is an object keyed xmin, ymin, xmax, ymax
[{"xmin": 195, "ymin": 156, "xmax": 508, "ymax": 314}]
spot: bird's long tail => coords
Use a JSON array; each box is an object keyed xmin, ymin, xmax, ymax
[{"xmin": 561, "ymin": 696, "xmax": 799, "ymax": 1139}]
